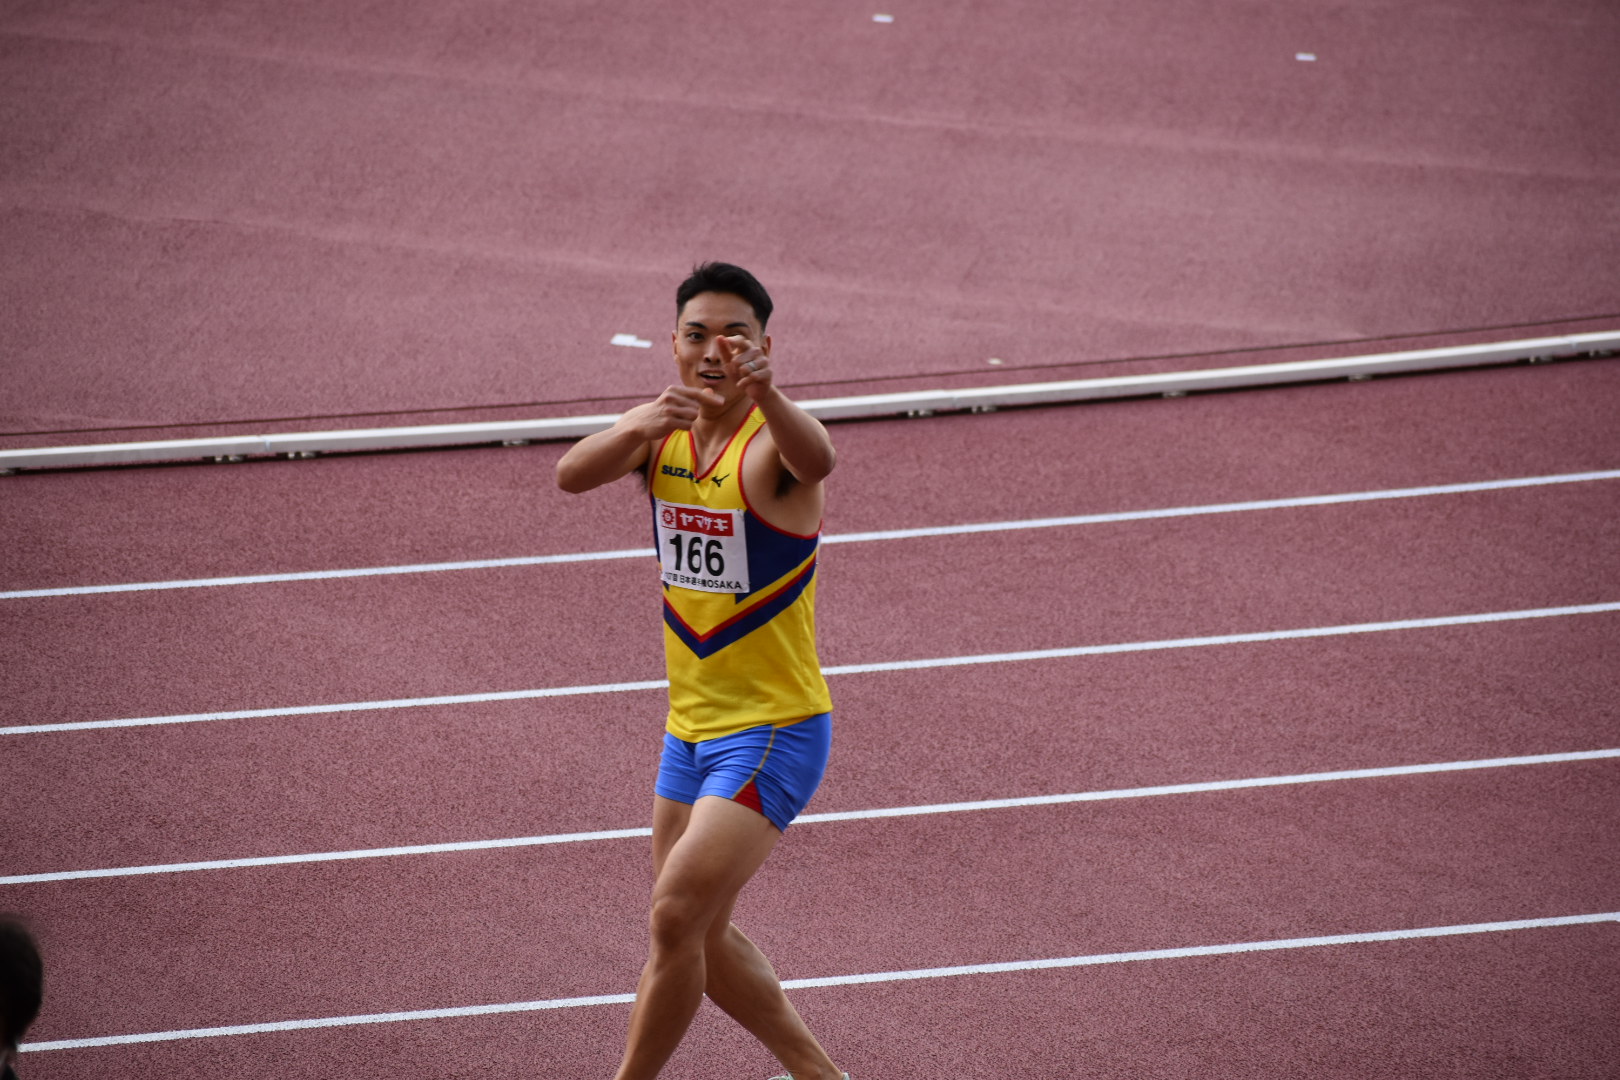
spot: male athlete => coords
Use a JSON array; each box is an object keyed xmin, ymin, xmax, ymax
[{"xmin": 556, "ymin": 263, "xmax": 848, "ymax": 1080}]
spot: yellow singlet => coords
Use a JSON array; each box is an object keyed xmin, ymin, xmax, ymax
[{"xmin": 648, "ymin": 406, "xmax": 833, "ymax": 741}]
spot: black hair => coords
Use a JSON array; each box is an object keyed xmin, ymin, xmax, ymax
[
  {"xmin": 0, "ymin": 916, "xmax": 42, "ymax": 1053},
  {"xmin": 675, "ymin": 262, "xmax": 773, "ymax": 330}
]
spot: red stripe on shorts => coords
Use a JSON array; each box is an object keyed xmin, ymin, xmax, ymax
[{"xmin": 732, "ymin": 779, "xmax": 764, "ymax": 816}]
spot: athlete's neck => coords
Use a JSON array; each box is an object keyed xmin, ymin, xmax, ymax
[{"xmin": 692, "ymin": 396, "xmax": 754, "ymax": 456}]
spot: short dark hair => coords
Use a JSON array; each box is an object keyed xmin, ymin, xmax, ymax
[
  {"xmin": 676, "ymin": 262, "xmax": 773, "ymax": 330},
  {"xmin": 0, "ymin": 916, "xmax": 42, "ymax": 1053}
]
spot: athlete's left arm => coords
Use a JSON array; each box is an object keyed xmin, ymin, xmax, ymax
[
  {"xmin": 720, "ymin": 335, "xmax": 836, "ymax": 485},
  {"xmin": 755, "ymin": 388, "xmax": 836, "ymax": 485}
]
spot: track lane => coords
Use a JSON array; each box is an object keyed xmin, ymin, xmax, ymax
[
  {"xmin": 3, "ymin": 481, "xmax": 1612, "ymax": 728},
  {"xmin": 8, "ymin": 470, "xmax": 1618, "ymax": 601},
  {"xmin": 5, "ymin": 615, "xmax": 1617, "ymax": 876},
  {"xmin": 8, "ymin": 762, "xmax": 1617, "ymax": 1056},
  {"xmin": 4, "ymin": 360, "xmax": 1616, "ymax": 593},
  {"xmin": 18, "ymin": 921, "xmax": 1620, "ymax": 1080}
]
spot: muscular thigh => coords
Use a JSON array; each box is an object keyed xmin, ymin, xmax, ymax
[
  {"xmin": 651, "ymin": 794, "xmax": 693, "ymax": 877},
  {"xmin": 650, "ymin": 795, "xmax": 782, "ymax": 926}
]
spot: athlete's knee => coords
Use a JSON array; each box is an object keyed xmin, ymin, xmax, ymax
[{"xmin": 646, "ymin": 889, "xmax": 716, "ymax": 953}]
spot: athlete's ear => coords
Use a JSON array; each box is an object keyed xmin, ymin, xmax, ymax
[{"xmin": 762, "ymin": 333, "xmax": 772, "ymax": 356}]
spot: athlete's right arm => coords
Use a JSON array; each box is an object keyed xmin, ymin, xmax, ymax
[{"xmin": 555, "ymin": 386, "xmax": 710, "ymax": 493}]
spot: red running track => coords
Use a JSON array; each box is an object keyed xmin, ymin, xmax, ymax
[
  {"xmin": 4, "ymin": 0, "xmax": 1620, "ymax": 1071},
  {"xmin": 3, "ymin": 357, "xmax": 1618, "ymax": 590},
  {"xmin": 3, "ymin": 357, "xmax": 1618, "ymax": 1078},
  {"xmin": 3, "ymin": 0, "xmax": 1619, "ymax": 441}
]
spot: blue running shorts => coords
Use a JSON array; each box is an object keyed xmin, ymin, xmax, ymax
[{"xmin": 655, "ymin": 713, "xmax": 832, "ymax": 832}]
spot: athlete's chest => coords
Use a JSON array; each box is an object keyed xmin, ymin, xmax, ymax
[
  {"xmin": 650, "ymin": 413, "xmax": 761, "ymax": 506},
  {"xmin": 650, "ymin": 417, "xmax": 762, "ymax": 594},
  {"xmin": 650, "ymin": 457, "xmax": 743, "ymax": 504}
]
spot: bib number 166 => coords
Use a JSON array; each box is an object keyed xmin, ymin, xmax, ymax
[
  {"xmin": 670, "ymin": 534, "xmax": 726, "ymax": 577},
  {"xmin": 656, "ymin": 500, "xmax": 750, "ymax": 593}
]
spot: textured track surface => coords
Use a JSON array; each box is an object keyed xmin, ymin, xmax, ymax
[
  {"xmin": 5, "ymin": 356, "xmax": 1619, "ymax": 1079},
  {"xmin": 4, "ymin": 1, "xmax": 1620, "ymax": 1078},
  {"xmin": 3, "ymin": 0, "xmax": 1619, "ymax": 442}
]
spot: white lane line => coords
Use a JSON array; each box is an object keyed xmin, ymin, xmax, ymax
[
  {"xmin": 0, "ymin": 548, "xmax": 653, "ymax": 599},
  {"xmin": 820, "ymin": 602, "xmax": 1620, "ymax": 676},
  {"xmin": 5, "ymin": 469, "xmax": 1615, "ymax": 599},
  {"xmin": 4, "ymin": 602, "xmax": 1616, "ymax": 736},
  {"xmin": 19, "ymin": 989, "xmax": 638, "ymax": 1052},
  {"xmin": 4, "ymin": 748, "xmax": 1615, "ymax": 886},
  {"xmin": 21, "ymin": 912, "xmax": 1619, "ymax": 1052},
  {"xmin": 780, "ymin": 912, "xmax": 1620, "ymax": 988},
  {"xmin": 0, "ymin": 826, "xmax": 655, "ymax": 884},
  {"xmin": 795, "ymin": 748, "xmax": 1620, "ymax": 823},
  {"xmin": 822, "ymin": 469, "xmax": 1620, "ymax": 545},
  {"xmin": 0, "ymin": 679, "xmax": 671, "ymax": 735}
]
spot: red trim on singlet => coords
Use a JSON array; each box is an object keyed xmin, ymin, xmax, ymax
[
  {"xmin": 648, "ymin": 431, "xmax": 677, "ymax": 488},
  {"xmin": 689, "ymin": 405, "xmax": 757, "ymax": 483},
  {"xmin": 660, "ymin": 554, "xmax": 817, "ymax": 643},
  {"xmin": 736, "ymin": 412, "xmax": 822, "ymax": 541}
]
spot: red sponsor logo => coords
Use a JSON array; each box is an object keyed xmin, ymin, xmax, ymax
[
  {"xmin": 673, "ymin": 508, "xmax": 733, "ymax": 536},
  {"xmin": 660, "ymin": 507, "xmax": 677, "ymax": 527}
]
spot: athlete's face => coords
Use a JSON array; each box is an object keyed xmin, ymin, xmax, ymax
[{"xmin": 673, "ymin": 291, "xmax": 769, "ymax": 406}]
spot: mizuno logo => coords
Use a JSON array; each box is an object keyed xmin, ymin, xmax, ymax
[{"xmin": 711, "ymin": 473, "xmax": 730, "ymax": 487}]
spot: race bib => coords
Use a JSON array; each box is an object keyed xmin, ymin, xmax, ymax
[{"xmin": 656, "ymin": 500, "xmax": 750, "ymax": 594}]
